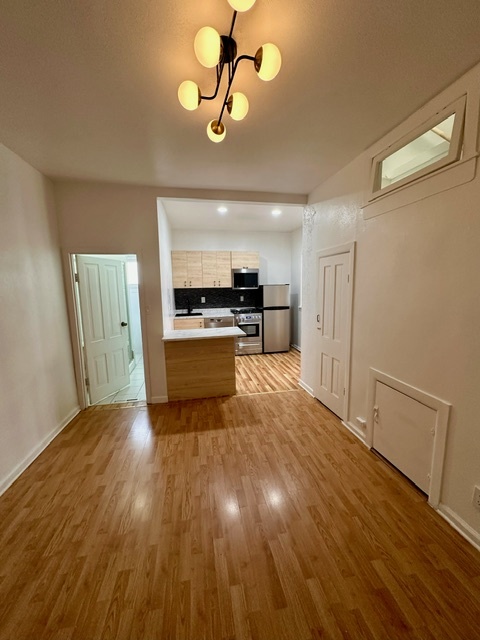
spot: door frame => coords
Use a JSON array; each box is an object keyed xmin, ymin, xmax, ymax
[
  {"xmin": 63, "ymin": 250, "xmax": 150, "ymax": 410},
  {"xmin": 315, "ymin": 241, "xmax": 355, "ymax": 421}
]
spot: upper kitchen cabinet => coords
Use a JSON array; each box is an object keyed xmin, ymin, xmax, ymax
[
  {"xmin": 231, "ymin": 252, "xmax": 260, "ymax": 269},
  {"xmin": 172, "ymin": 251, "xmax": 203, "ymax": 288},
  {"xmin": 202, "ymin": 251, "xmax": 232, "ymax": 288}
]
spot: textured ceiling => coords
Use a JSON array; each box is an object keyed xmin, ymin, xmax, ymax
[{"xmin": 1, "ymin": 0, "xmax": 480, "ymax": 196}]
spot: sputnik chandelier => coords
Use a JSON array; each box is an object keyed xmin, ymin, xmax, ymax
[{"xmin": 178, "ymin": 0, "xmax": 282, "ymax": 143}]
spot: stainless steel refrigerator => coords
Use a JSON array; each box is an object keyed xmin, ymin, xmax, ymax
[{"xmin": 262, "ymin": 284, "xmax": 290, "ymax": 353}]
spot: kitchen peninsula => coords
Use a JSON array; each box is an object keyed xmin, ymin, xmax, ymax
[{"xmin": 163, "ymin": 325, "xmax": 245, "ymax": 401}]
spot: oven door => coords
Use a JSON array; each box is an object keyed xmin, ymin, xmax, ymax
[{"xmin": 237, "ymin": 322, "xmax": 261, "ymax": 338}]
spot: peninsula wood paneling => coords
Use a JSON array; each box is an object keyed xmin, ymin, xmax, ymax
[{"xmin": 165, "ymin": 337, "xmax": 236, "ymax": 400}]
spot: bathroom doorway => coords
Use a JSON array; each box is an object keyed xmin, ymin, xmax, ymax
[{"xmin": 74, "ymin": 254, "xmax": 146, "ymax": 405}]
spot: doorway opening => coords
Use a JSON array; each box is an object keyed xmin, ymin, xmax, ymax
[{"xmin": 73, "ymin": 254, "xmax": 146, "ymax": 406}]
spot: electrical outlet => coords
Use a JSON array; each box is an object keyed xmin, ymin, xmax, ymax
[
  {"xmin": 356, "ymin": 417, "xmax": 367, "ymax": 429},
  {"xmin": 473, "ymin": 486, "xmax": 480, "ymax": 510},
  {"xmin": 201, "ymin": 297, "xmax": 206, "ymax": 304},
  {"xmin": 240, "ymin": 295, "xmax": 244, "ymax": 302}
]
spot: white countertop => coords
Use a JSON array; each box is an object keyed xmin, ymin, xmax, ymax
[{"xmin": 163, "ymin": 327, "xmax": 245, "ymax": 342}]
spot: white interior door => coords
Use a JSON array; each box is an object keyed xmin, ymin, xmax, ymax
[
  {"xmin": 373, "ymin": 382, "xmax": 435, "ymax": 493},
  {"xmin": 76, "ymin": 255, "xmax": 130, "ymax": 404},
  {"xmin": 315, "ymin": 251, "xmax": 351, "ymax": 418}
]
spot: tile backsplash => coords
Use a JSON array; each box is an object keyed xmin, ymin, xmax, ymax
[{"xmin": 175, "ymin": 287, "xmax": 261, "ymax": 310}]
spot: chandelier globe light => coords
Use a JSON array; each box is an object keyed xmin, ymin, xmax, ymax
[
  {"xmin": 207, "ymin": 120, "xmax": 227, "ymax": 143},
  {"xmin": 255, "ymin": 43, "xmax": 282, "ymax": 81},
  {"xmin": 194, "ymin": 27, "xmax": 221, "ymax": 68},
  {"xmin": 227, "ymin": 92, "xmax": 249, "ymax": 121},
  {"xmin": 227, "ymin": 0, "xmax": 257, "ymax": 11},
  {"xmin": 178, "ymin": 80, "xmax": 201, "ymax": 111},
  {"xmin": 178, "ymin": 0, "xmax": 281, "ymax": 142}
]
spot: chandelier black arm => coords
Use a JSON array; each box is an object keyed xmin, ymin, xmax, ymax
[
  {"xmin": 217, "ymin": 54, "xmax": 255, "ymax": 125},
  {"xmin": 200, "ymin": 11, "xmax": 239, "ymax": 102}
]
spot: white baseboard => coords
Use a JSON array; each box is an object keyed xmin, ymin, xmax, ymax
[
  {"xmin": 150, "ymin": 395, "xmax": 169, "ymax": 404},
  {"xmin": 342, "ymin": 420, "xmax": 367, "ymax": 445},
  {"xmin": 299, "ymin": 380, "xmax": 314, "ymax": 396},
  {"xmin": 436, "ymin": 504, "xmax": 480, "ymax": 552},
  {"xmin": 0, "ymin": 405, "xmax": 80, "ymax": 497}
]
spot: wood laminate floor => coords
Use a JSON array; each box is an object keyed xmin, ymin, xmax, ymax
[
  {"xmin": 1, "ymin": 389, "xmax": 480, "ymax": 639},
  {"xmin": 235, "ymin": 349, "xmax": 301, "ymax": 396}
]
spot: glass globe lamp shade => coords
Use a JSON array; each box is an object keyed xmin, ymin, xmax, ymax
[
  {"xmin": 178, "ymin": 80, "xmax": 201, "ymax": 111},
  {"xmin": 207, "ymin": 120, "xmax": 226, "ymax": 143},
  {"xmin": 254, "ymin": 43, "xmax": 282, "ymax": 81},
  {"xmin": 227, "ymin": 92, "xmax": 249, "ymax": 121},
  {"xmin": 227, "ymin": 0, "xmax": 256, "ymax": 11},
  {"xmin": 194, "ymin": 26, "xmax": 221, "ymax": 68}
]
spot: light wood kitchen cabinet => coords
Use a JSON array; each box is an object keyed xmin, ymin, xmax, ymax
[
  {"xmin": 231, "ymin": 251, "xmax": 260, "ymax": 269},
  {"xmin": 173, "ymin": 317, "xmax": 205, "ymax": 329},
  {"xmin": 202, "ymin": 251, "xmax": 232, "ymax": 287},
  {"xmin": 172, "ymin": 251, "xmax": 203, "ymax": 288}
]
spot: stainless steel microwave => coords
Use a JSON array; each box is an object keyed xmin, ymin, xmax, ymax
[{"xmin": 232, "ymin": 268, "xmax": 259, "ymax": 290}]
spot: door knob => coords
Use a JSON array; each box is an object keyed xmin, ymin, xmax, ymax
[{"xmin": 121, "ymin": 321, "xmax": 128, "ymax": 327}]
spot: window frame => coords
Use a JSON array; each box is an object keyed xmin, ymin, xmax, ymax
[{"xmin": 369, "ymin": 95, "xmax": 467, "ymax": 201}]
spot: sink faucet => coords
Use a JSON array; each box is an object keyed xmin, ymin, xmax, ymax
[{"xmin": 186, "ymin": 297, "xmax": 192, "ymax": 315}]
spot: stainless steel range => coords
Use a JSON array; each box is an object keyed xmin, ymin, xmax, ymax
[{"xmin": 230, "ymin": 308, "xmax": 263, "ymax": 355}]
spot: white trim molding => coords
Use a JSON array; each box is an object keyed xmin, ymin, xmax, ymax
[
  {"xmin": 0, "ymin": 406, "xmax": 80, "ymax": 497},
  {"xmin": 436, "ymin": 504, "xmax": 480, "ymax": 553},
  {"xmin": 299, "ymin": 380, "xmax": 314, "ymax": 396},
  {"xmin": 151, "ymin": 395, "xmax": 169, "ymax": 404},
  {"xmin": 342, "ymin": 421, "xmax": 367, "ymax": 444},
  {"xmin": 366, "ymin": 368, "xmax": 451, "ymax": 508}
]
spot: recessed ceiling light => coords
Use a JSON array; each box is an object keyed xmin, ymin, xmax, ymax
[
  {"xmin": 272, "ymin": 208, "xmax": 282, "ymax": 216},
  {"xmin": 217, "ymin": 206, "xmax": 228, "ymax": 214}
]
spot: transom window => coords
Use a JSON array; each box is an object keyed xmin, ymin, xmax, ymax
[{"xmin": 370, "ymin": 95, "xmax": 466, "ymax": 199}]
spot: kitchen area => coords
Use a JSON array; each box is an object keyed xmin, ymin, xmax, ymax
[
  {"xmin": 158, "ymin": 200, "xmax": 303, "ymax": 402},
  {"xmin": 162, "ymin": 250, "xmax": 295, "ymax": 400}
]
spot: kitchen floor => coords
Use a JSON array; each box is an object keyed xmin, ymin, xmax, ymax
[
  {"xmin": 94, "ymin": 354, "xmax": 146, "ymax": 405},
  {"xmin": 235, "ymin": 349, "xmax": 300, "ymax": 395}
]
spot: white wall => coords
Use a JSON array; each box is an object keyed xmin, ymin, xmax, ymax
[
  {"xmin": 157, "ymin": 200, "xmax": 175, "ymax": 332},
  {"xmin": 172, "ymin": 230, "xmax": 292, "ymax": 285},
  {"xmin": 302, "ymin": 64, "xmax": 480, "ymax": 545},
  {"xmin": 0, "ymin": 144, "xmax": 78, "ymax": 493},
  {"xmin": 290, "ymin": 227, "xmax": 302, "ymax": 349},
  {"xmin": 54, "ymin": 181, "xmax": 168, "ymax": 403}
]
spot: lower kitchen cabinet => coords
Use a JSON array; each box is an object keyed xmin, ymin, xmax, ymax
[{"xmin": 173, "ymin": 317, "xmax": 204, "ymax": 329}]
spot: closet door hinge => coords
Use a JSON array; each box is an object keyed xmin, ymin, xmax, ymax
[
  {"xmin": 85, "ymin": 377, "xmax": 89, "ymax": 387},
  {"xmin": 74, "ymin": 272, "xmax": 79, "ymax": 283}
]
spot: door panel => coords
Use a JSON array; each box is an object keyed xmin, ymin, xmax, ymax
[
  {"xmin": 316, "ymin": 252, "xmax": 350, "ymax": 418},
  {"xmin": 77, "ymin": 255, "xmax": 130, "ymax": 404},
  {"xmin": 373, "ymin": 382, "xmax": 435, "ymax": 493}
]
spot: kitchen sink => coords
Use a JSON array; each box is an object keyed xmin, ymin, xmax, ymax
[{"xmin": 175, "ymin": 312, "xmax": 203, "ymax": 317}]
